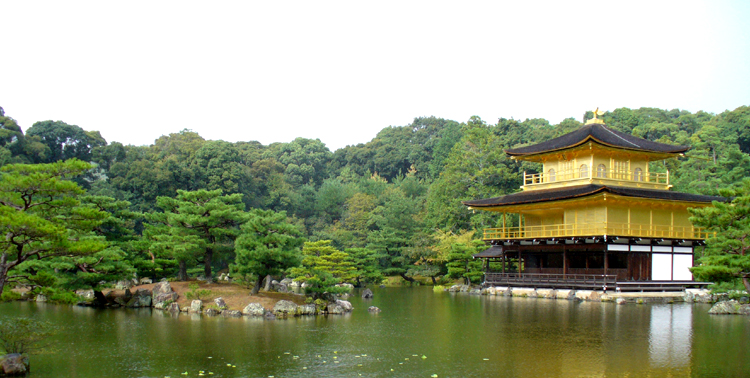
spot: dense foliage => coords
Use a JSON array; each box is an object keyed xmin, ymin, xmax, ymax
[{"xmin": 1, "ymin": 104, "xmax": 749, "ymax": 295}]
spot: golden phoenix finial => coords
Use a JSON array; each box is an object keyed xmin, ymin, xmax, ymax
[{"xmin": 586, "ymin": 107, "xmax": 606, "ymax": 125}]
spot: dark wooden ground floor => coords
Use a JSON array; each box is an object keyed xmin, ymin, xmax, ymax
[{"xmin": 475, "ymin": 241, "xmax": 704, "ymax": 290}]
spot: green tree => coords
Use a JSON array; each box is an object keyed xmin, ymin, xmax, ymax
[
  {"xmin": 289, "ymin": 240, "xmax": 354, "ymax": 299},
  {"xmin": 0, "ymin": 159, "xmax": 108, "ymax": 296},
  {"xmin": 230, "ymin": 209, "xmax": 304, "ymax": 294},
  {"xmin": 25, "ymin": 121, "xmax": 106, "ymax": 163},
  {"xmin": 150, "ymin": 189, "xmax": 247, "ymax": 282},
  {"xmin": 345, "ymin": 248, "xmax": 383, "ymax": 286},
  {"xmin": 445, "ymin": 239, "xmax": 485, "ymax": 285},
  {"xmin": 690, "ymin": 179, "xmax": 750, "ymax": 293}
]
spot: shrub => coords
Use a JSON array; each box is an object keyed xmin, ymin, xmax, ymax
[
  {"xmin": 0, "ymin": 291, "xmax": 22, "ymax": 302},
  {"xmin": 184, "ymin": 283, "xmax": 212, "ymax": 301}
]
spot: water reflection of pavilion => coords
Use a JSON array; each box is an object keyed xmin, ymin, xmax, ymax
[{"xmin": 650, "ymin": 304, "xmax": 692, "ymax": 368}]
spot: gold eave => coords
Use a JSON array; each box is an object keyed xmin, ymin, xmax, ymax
[
  {"xmin": 507, "ymin": 136, "xmax": 683, "ymax": 163},
  {"xmin": 467, "ymin": 192, "xmax": 714, "ymax": 213}
]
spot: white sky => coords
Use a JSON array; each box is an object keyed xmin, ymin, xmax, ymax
[{"xmin": 2, "ymin": 1, "xmax": 749, "ymax": 151}]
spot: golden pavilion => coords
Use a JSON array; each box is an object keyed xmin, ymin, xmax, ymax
[{"xmin": 463, "ymin": 111, "xmax": 725, "ymax": 291}]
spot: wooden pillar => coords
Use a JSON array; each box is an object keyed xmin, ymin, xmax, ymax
[
  {"xmin": 502, "ymin": 255, "xmax": 506, "ymax": 273},
  {"xmin": 563, "ymin": 245, "xmax": 567, "ymax": 278},
  {"xmin": 604, "ymin": 249, "xmax": 608, "ymax": 277},
  {"xmin": 518, "ymin": 250, "xmax": 522, "ymax": 275}
]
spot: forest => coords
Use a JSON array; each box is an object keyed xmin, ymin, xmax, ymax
[{"xmin": 1, "ymin": 105, "xmax": 749, "ymax": 299}]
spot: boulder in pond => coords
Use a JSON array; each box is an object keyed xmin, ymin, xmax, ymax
[
  {"xmin": 126, "ymin": 289, "xmax": 152, "ymax": 308},
  {"xmin": 368, "ymin": 306, "xmax": 381, "ymax": 313},
  {"xmin": 273, "ymin": 300, "xmax": 298, "ymax": 316},
  {"xmin": 222, "ymin": 310, "xmax": 242, "ymax": 317},
  {"xmin": 709, "ymin": 300, "xmax": 743, "ymax": 315},
  {"xmin": 0, "ymin": 353, "xmax": 29, "ymax": 376},
  {"xmin": 242, "ymin": 303, "xmax": 265, "ymax": 316},
  {"xmin": 205, "ymin": 308, "xmax": 219, "ymax": 316},
  {"xmin": 298, "ymin": 304, "xmax": 317, "ymax": 315},
  {"xmin": 168, "ymin": 302, "xmax": 180, "ymax": 313},
  {"xmin": 361, "ymin": 288, "xmax": 374, "ymax": 299},
  {"xmin": 328, "ymin": 299, "xmax": 353, "ymax": 314},
  {"xmin": 189, "ymin": 300, "xmax": 203, "ymax": 313}
]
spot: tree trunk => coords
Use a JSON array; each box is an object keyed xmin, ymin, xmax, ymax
[
  {"xmin": 399, "ymin": 273, "xmax": 416, "ymax": 283},
  {"xmin": 0, "ymin": 265, "xmax": 7, "ymax": 297},
  {"xmin": 431, "ymin": 276, "xmax": 437, "ymax": 285},
  {"xmin": 264, "ymin": 275, "xmax": 272, "ymax": 291},
  {"xmin": 251, "ymin": 276, "xmax": 262, "ymax": 295},
  {"xmin": 742, "ymin": 274, "xmax": 750, "ymax": 295},
  {"xmin": 204, "ymin": 248, "xmax": 213, "ymax": 283},
  {"xmin": 177, "ymin": 261, "xmax": 188, "ymax": 281}
]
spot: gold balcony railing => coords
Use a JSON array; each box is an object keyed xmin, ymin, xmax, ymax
[
  {"xmin": 523, "ymin": 169, "xmax": 669, "ymax": 189},
  {"xmin": 483, "ymin": 222, "xmax": 711, "ymax": 240}
]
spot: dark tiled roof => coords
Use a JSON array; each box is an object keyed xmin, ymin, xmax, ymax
[
  {"xmin": 462, "ymin": 184, "xmax": 727, "ymax": 208},
  {"xmin": 473, "ymin": 245, "xmax": 505, "ymax": 258},
  {"xmin": 505, "ymin": 123, "xmax": 689, "ymax": 156}
]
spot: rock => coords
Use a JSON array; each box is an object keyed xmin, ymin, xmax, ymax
[
  {"xmin": 168, "ymin": 302, "xmax": 180, "ymax": 313},
  {"xmin": 115, "ymin": 280, "xmax": 133, "ymax": 290},
  {"xmin": 0, "ymin": 353, "xmax": 29, "ymax": 376},
  {"xmin": 337, "ymin": 292, "xmax": 350, "ymax": 300},
  {"xmin": 126, "ymin": 289, "xmax": 152, "ymax": 308},
  {"xmin": 205, "ymin": 308, "xmax": 219, "ymax": 316},
  {"xmin": 740, "ymin": 296, "xmax": 750, "ymax": 304},
  {"xmin": 327, "ymin": 302, "xmax": 345, "ymax": 314},
  {"xmin": 152, "ymin": 281, "xmax": 173, "ymax": 296},
  {"xmin": 152, "ymin": 281, "xmax": 178, "ymax": 309},
  {"xmin": 298, "ymin": 304, "xmax": 317, "ymax": 315},
  {"xmin": 337, "ymin": 299, "xmax": 353, "ymax": 312},
  {"xmin": 222, "ymin": 310, "xmax": 242, "ymax": 317},
  {"xmin": 75, "ymin": 289, "xmax": 95, "ymax": 300},
  {"xmin": 362, "ymin": 288, "xmax": 374, "ymax": 298},
  {"xmin": 709, "ymin": 300, "xmax": 742, "ymax": 315},
  {"xmin": 280, "ymin": 277, "xmax": 294, "ymax": 286},
  {"xmin": 537, "ymin": 289, "xmax": 557, "ymax": 299},
  {"xmin": 588, "ymin": 291, "xmax": 602, "ymax": 302},
  {"xmin": 368, "ymin": 306, "xmax": 381, "ymax": 313},
  {"xmin": 35, "ymin": 294, "xmax": 47, "ymax": 302},
  {"xmin": 139, "ymin": 277, "xmax": 153, "ymax": 285},
  {"xmin": 276, "ymin": 283, "xmax": 288, "ymax": 293},
  {"xmin": 615, "ymin": 297, "xmax": 627, "ymax": 305},
  {"xmin": 740, "ymin": 304, "xmax": 750, "ymax": 315},
  {"xmin": 327, "ymin": 299, "xmax": 354, "ymax": 314},
  {"xmin": 189, "ymin": 300, "xmax": 203, "ymax": 313},
  {"xmin": 115, "ymin": 288, "xmax": 133, "ymax": 306},
  {"xmin": 512, "ymin": 288, "xmax": 536, "ymax": 298},
  {"xmin": 264, "ymin": 310, "xmax": 276, "ymax": 320},
  {"xmin": 336, "ymin": 283, "xmax": 354, "ymax": 291},
  {"xmin": 214, "ymin": 297, "xmax": 227, "ymax": 310},
  {"xmin": 289, "ymin": 280, "xmax": 301, "ymax": 288},
  {"xmin": 243, "ymin": 303, "xmax": 265, "ymax": 316},
  {"xmin": 469, "ymin": 288, "xmax": 481, "ymax": 295},
  {"xmin": 273, "ymin": 300, "xmax": 299, "ymax": 316}
]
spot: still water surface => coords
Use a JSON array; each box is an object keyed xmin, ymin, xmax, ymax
[{"xmin": 1, "ymin": 287, "xmax": 749, "ymax": 378}]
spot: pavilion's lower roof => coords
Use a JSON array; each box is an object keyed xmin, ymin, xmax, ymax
[{"xmin": 462, "ymin": 184, "xmax": 727, "ymax": 208}]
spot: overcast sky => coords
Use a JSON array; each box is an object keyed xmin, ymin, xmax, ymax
[{"xmin": 3, "ymin": 1, "xmax": 749, "ymax": 151}]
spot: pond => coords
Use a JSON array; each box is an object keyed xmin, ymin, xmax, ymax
[{"xmin": 1, "ymin": 287, "xmax": 749, "ymax": 378}]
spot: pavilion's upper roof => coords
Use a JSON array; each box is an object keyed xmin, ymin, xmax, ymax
[
  {"xmin": 462, "ymin": 184, "xmax": 726, "ymax": 209},
  {"xmin": 504, "ymin": 123, "xmax": 689, "ymax": 157}
]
